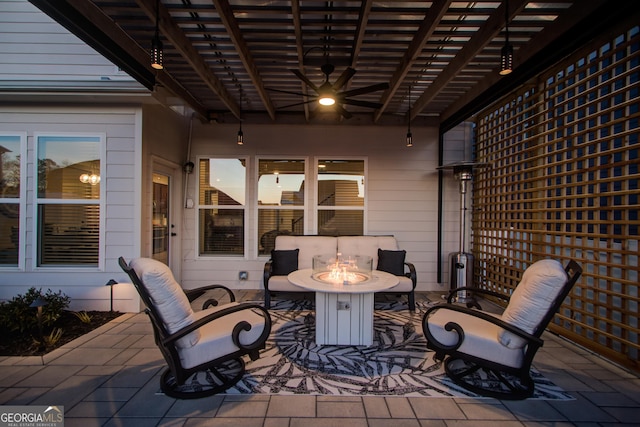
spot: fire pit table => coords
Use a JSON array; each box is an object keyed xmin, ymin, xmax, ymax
[{"xmin": 287, "ymin": 254, "xmax": 398, "ymax": 346}]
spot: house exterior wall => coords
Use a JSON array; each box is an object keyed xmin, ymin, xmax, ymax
[
  {"xmin": 179, "ymin": 120, "xmax": 469, "ymax": 293},
  {"xmin": 0, "ymin": 106, "xmax": 143, "ymax": 312},
  {"xmin": 0, "ymin": 0, "xmax": 138, "ymax": 86}
]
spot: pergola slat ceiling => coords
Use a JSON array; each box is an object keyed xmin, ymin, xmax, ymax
[{"xmin": 29, "ymin": 0, "xmax": 636, "ymax": 128}]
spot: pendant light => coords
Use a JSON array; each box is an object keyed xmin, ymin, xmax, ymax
[
  {"xmin": 237, "ymin": 89, "xmax": 244, "ymax": 145},
  {"xmin": 151, "ymin": 0, "xmax": 163, "ymax": 70},
  {"xmin": 499, "ymin": 0, "xmax": 513, "ymax": 76},
  {"xmin": 406, "ymin": 85, "xmax": 413, "ymax": 147}
]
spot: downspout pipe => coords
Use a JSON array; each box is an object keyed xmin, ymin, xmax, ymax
[{"xmin": 437, "ymin": 131, "xmax": 444, "ymax": 283}]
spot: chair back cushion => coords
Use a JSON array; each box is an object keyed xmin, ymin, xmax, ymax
[
  {"xmin": 498, "ymin": 259, "xmax": 568, "ymax": 348},
  {"xmin": 129, "ymin": 257, "xmax": 200, "ymax": 348},
  {"xmin": 337, "ymin": 236, "xmax": 398, "ymax": 267},
  {"xmin": 275, "ymin": 235, "xmax": 337, "ymax": 269}
]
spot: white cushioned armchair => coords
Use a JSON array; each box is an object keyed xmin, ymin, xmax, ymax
[
  {"xmin": 119, "ymin": 256, "xmax": 272, "ymax": 399},
  {"xmin": 422, "ymin": 259, "xmax": 582, "ymax": 399}
]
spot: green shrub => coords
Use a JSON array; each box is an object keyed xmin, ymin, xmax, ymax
[{"xmin": 0, "ymin": 287, "xmax": 70, "ymax": 333}]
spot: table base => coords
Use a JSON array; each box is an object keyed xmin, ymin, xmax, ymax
[{"xmin": 315, "ymin": 292, "xmax": 374, "ymax": 346}]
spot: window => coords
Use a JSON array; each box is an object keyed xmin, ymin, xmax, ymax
[
  {"xmin": 0, "ymin": 134, "xmax": 23, "ymax": 267},
  {"xmin": 36, "ymin": 135, "xmax": 102, "ymax": 266},
  {"xmin": 317, "ymin": 159, "xmax": 365, "ymax": 235},
  {"xmin": 198, "ymin": 158, "xmax": 246, "ymax": 256},
  {"xmin": 257, "ymin": 158, "xmax": 305, "ymax": 255}
]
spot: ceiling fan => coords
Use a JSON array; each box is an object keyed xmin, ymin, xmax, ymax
[{"xmin": 269, "ymin": 62, "xmax": 389, "ymax": 119}]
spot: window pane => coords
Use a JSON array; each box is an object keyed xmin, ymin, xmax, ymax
[
  {"xmin": 199, "ymin": 158, "xmax": 245, "ymax": 206},
  {"xmin": 258, "ymin": 209, "xmax": 303, "ymax": 255},
  {"xmin": 0, "ymin": 205, "xmax": 19, "ymax": 265},
  {"xmin": 37, "ymin": 136, "xmax": 101, "ymax": 199},
  {"xmin": 38, "ymin": 204, "xmax": 99, "ymax": 266},
  {"xmin": 258, "ymin": 159, "xmax": 305, "ymax": 206},
  {"xmin": 200, "ymin": 209, "xmax": 244, "ymax": 255},
  {"xmin": 0, "ymin": 135, "xmax": 21, "ymax": 198},
  {"xmin": 317, "ymin": 160, "xmax": 364, "ymax": 207},
  {"xmin": 318, "ymin": 210, "xmax": 363, "ymax": 235}
]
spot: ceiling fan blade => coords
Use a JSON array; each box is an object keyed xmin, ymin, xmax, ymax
[
  {"xmin": 332, "ymin": 67, "xmax": 356, "ymax": 91},
  {"xmin": 266, "ymin": 87, "xmax": 312, "ymax": 97},
  {"xmin": 341, "ymin": 82, "xmax": 389, "ymax": 98},
  {"xmin": 290, "ymin": 69, "xmax": 320, "ymax": 93},
  {"xmin": 341, "ymin": 98, "xmax": 384, "ymax": 109},
  {"xmin": 277, "ymin": 98, "xmax": 319, "ymax": 109},
  {"xmin": 333, "ymin": 103, "xmax": 353, "ymax": 119}
]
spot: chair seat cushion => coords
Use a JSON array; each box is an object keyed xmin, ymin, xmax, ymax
[
  {"xmin": 268, "ymin": 275, "xmax": 309, "ymax": 292},
  {"xmin": 425, "ymin": 308, "xmax": 525, "ymax": 369},
  {"xmin": 178, "ymin": 303, "xmax": 268, "ymax": 370}
]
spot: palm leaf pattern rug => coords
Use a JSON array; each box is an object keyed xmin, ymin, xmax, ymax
[{"xmin": 179, "ymin": 299, "xmax": 573, "ymax": 399}]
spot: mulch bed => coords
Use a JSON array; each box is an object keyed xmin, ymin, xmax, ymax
[{"xmin": 0, "ymin": 310, "xmax": 123, "ymax": 356}]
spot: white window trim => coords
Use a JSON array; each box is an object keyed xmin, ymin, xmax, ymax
[
  {"xmin": 255, "ymin": 156, "xmax": 309, "ymax": 257},
  {"xmin": 0, "ymin": 132, "xmax": 27, "ymax": 271},
  {"xmin": 313, "ymin": 156, "xmax": 368, "ymax": 235},
  {"xmin": 32, "ymin": 132, "xmax": 106, "ymax": 271},
  {"xmin": 196, "ymin": 155, "xmax": 250, "ymax": 259}
]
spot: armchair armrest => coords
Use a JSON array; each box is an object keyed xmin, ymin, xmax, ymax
[
  {"xmin": 184, "ymin": 284, "xmax": 236, "ymax": 309},
  {"xmin": 445, "ymin": 286, "xmax": 510, "ymax": 304},
  {"xmin": 423, "ymin": 303, "xmax": 543, "ymax": 353},
  {"xmin": 404, "ymin": 261, "xmax": 417, "ymax": 288},
  {"xmin": 163, "ymin": 302, "xmax": 272, "ymax": 353},
  {"xmin": 263, "ymin": 260, "xmax": 273, "ymax": 289}
]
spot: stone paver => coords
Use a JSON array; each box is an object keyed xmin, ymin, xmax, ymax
[{"xmin": 0, "ymin": 291, "xmax": 637, "ymax": 427}]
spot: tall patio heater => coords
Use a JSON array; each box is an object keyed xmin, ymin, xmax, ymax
[{"xmin": 438, "ymin": 161, "xmax": 487, "ymax": 305}]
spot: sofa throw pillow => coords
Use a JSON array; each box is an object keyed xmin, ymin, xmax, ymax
[
  {"xmin": 376, "ymin": 249, "xmax": 406, "ymax": 276},
  {"xmin": 271, "ymin": 249, "xmax": 299, "ymax": 275}
]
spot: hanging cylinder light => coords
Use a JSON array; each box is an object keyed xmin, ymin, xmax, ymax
[
  {"xmin": 237, "ymin": 88, "xmax": 244, "ymax": 145},
  {"xmin": 151, "ymin": 0, "xmax": 164, "ymax": 70},
  {"xmin": 406, "ymin": 85, "xmax": 413, "ymax": 147},
  {"xmin": 499, "ymin": 0, "xmax": 513, "ymax": 76}
]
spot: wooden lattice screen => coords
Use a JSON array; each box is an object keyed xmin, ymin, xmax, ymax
[{"xmin": 472, "ymin": 25, "xmax": 639, "ymax": 371}]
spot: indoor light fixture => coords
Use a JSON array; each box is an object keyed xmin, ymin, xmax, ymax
[
  {"xmin": 499, "ymin": 0, "xmax": 513, "ymax": 76},
  {"xmin": 406, "ymin": 85, "xmax": 413, "ymax": 147},
  {"xmin": 150, "ymin": 0, "xmax": 164, "ymax": 70},
  {"xmin": 79, "ymin": 173, "xmax": 100, "ymax": 185}
]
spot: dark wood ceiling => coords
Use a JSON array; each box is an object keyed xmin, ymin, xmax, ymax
[{"xmin": 30, "ymin": 0, "xmax": 638, "ymax": 130}]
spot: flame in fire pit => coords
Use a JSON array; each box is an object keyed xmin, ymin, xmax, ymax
[{"xmin": 313, "ymin": 257, "xmax": 370, "ymax": 285}]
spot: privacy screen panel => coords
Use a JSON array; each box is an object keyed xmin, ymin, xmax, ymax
[{"xmin": 473, "ymin": 25, "xmax": 639, "ymax": 371}]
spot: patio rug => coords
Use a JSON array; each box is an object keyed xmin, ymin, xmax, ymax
[{"xmin": 174, "ymin": 299, "xmax": 573, "ymax": 399}]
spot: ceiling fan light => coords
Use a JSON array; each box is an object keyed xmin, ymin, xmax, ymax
[{"xmin": 318, "ymin": 96, "xmax": 335, "ymax": 106}]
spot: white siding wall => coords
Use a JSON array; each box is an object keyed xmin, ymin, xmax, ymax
[
  {"xmin": 0, "ymin": 0, "xmax": 137, "ymax": 85},
  {"xmin": 0, "ymin": 106, "xmax": 142, "ymax": 312},
  {"xmin": 180, "ymin": 121, "xmax": 470, "ymax": 292}
]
